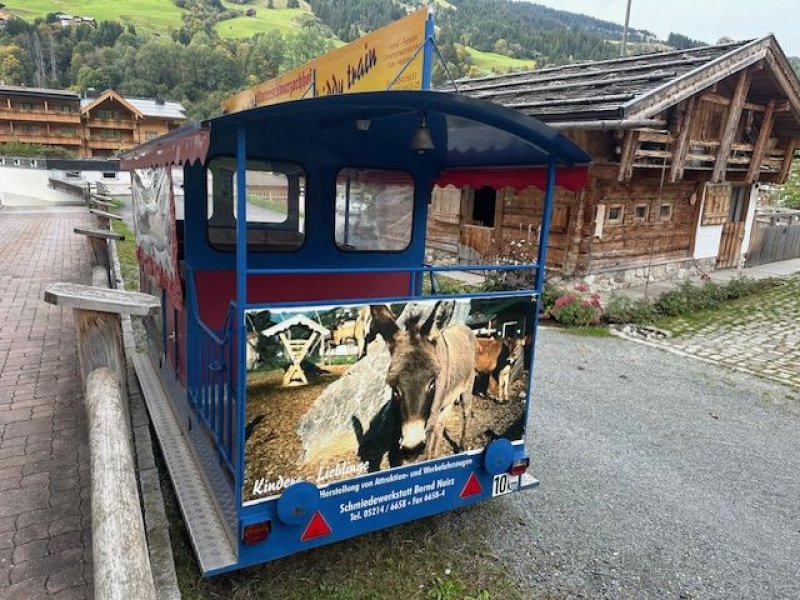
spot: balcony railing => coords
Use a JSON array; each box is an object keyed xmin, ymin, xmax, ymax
[
  {"xmin": 0, "ymin": 132, "xmax": 82, "ymax": 146},
  {"xmin": 0, "ymin": 108, "xmax": 81, "ymax": 124}
]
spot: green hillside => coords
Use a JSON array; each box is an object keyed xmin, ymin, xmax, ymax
[
  {"xmin": 1, "ymin": 0, "xmax": 184, "ymax": 35},
  {"xmin": 215, "ymin": 4, "xmax": 310, "ymax": 40},
  {"xmin": 464, "ymin": 45, "xmax": 535, "ymax": 74}
]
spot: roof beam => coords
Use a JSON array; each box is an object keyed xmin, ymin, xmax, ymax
[
  {"xmin": 670, "ymin": 96, "xmax": 698, "ymax": 183},
  {"xmin": 624, "ymin": 38, "xmax": 768, "ymax": 119},
  {"xmin": 504, "ymin": 93, "xmax": 635, "ymax": 110},
  {"xmin": 746, "ymin": 99, "xmax": 776, "ymax": 183},
  {"xmin": 713, "ymin": 69, "xmax": 752, "ymax": 182},
  {"xmin": 618, "ymin": 130, "xmax": 640, "ymax": 182}
]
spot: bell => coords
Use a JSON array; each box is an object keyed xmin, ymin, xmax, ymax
[{"xmin": 409, "ymin": 116, "xmax": 434, "ymax": 154}]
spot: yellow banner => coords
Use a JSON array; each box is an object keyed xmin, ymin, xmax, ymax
[
  {"xmin": 222, "ymin": 62, "xmax": 316, "ymax": 114},
  {"xmin": 315, "ymin": 7, "xmax": 428, "ymax": 96},
  {"xmin": 222, "ymin": 7, "xmax": 429, "ymax": 114}
]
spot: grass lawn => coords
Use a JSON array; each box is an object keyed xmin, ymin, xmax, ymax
[
  {"xmin": 463, "ymin": 46, "xmax": 535, "ymax": 74},
  {"xmin": 111, "ymin": 218, "xmax": 139, "ymax": 291},
  {"xmin": 654, "ymin": 276, "xmax": 800, "ymax": 337},
  {"xmin": 2, "ymin": 0, "xmax": 185, "ymax": 35},
  {"xmin": 216, "ymin": 3, "xmax": 309, "ymax": 39}
]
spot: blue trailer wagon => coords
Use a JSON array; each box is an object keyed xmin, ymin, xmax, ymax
[{"xmin": 123, "ymin": 90, "xmax": 591, "ymax": 574}]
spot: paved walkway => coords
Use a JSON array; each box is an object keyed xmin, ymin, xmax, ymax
[
  {"xmin": 0, "ymin": 209, "xmax": 93, "ymax": 599},
  {"xmin": 654, "ymin": 274, "xmax": 800, "ymax": 389}
]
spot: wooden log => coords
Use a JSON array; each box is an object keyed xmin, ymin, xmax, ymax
[
  {"xmin": 74, "ymin": 227, "xmax": 125, "ymax": 241},
  {"xmin": 90, "ymin": 209, "xmax": 123, "ymax": 221},
  {"xmin": 89, "ymin": 198, "xmax": 114, "ymax": 209},
  {"xmin": 85, "ymin": 366, "xmax": 157, "ymax": 600},
  {"xmin": 92, "ymin": 265, "xmax": 110, "ymax": 288},
  {"xmin": 713, "ymin": 68, "xmax": 752, "ymax": 182},
  {"xmin": 670, "ymin": 96, "xmax": 698, "ymax": 183},
  {"xmin": 44, "ymin": 283, "xmax": 160, "ymax": 317}
]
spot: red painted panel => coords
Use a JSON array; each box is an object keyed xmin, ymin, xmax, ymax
[{"xmin": 194, "ymin": 271, "xmax": 412, "ymax": 330}]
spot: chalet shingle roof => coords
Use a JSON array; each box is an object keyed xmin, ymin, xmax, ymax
[
  {"xmin": 0, "ymin": 84, "xmax": 80, "ymax": 100},
  {"xmin": 450, "ymin": 38, "xmax": 782, "ymax": 124}
]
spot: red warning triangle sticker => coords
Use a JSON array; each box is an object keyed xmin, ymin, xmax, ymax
[
  {"xmin": 300, "ymin": 511, "xmax": 332, "ymax": 542},
  {"xmin": 460, "ymin": 473, "xmax": 483, "ymax": 499}
]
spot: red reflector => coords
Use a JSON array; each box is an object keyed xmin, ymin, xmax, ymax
[
  {"xmin": 509, "ymin": 458, "xmax": 530, "ymax": 477},
  {"xmin": 301, "ymin": 511, "xmax": 332, "ymax": 542},
  {"xmin": 242, "ymin": 521, "xmax": 271, "ymax": 545},
  {"xmin": 460, "ymin": 473, "xmax": 483, "ymax": 499}
]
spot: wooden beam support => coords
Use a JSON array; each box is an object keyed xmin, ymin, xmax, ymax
[
  {"xmin": 778, "ymin": 138, "xmax": 798, "ymax": 183},
  {"xmin": 712, "ymin": 69, "xmax": 752, "ymax": 182},
  {"xmin": 746, "ymin": 99, "xmax": 776, "ymax": 183},
  {"xmin": 618, "ymin": 130, "xmax": 639, "ymax": 182},
  {"xmin": 670, "ymin": 96, "xmax": 697, "ymax": 183}
]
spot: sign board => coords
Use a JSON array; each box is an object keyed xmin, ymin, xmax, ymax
[
  {"xmin": 222, "ymin": 7, "xmax": 431, "ymax": 114},
  {"xmin": 242, "ymin": 296, "xmax": 533, "ymax": 505},
  {"xmin": 223, "ymin": 62, "xmax": 315, "ymax": 114},
  {"xmin": 315, "ymin": 7, "xmax": 428, "ymax": 96}
]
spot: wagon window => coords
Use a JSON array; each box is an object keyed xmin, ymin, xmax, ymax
[
  {"xmin": 335, "ymin": 168, "xmax": 413, "ymax": 252},
  {"xmin": 206, "ymin": 158, "xmax": 306, "ymax": 251}
]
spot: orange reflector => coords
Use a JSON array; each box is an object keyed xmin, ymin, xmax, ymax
[
  {"xmin": 509, "ymin": 457, "xmax": 530, "ymax": 477},
  {"xmin": 460, "ymin": 473, "xmax": 483, "ymax": 499},
  {"xmin": 301, "ymin": 511, "xmax": 332, "ymax": 542},
  {"xmin": 242, "ymin": 521, "xmax": 271, "ymax": 545}
]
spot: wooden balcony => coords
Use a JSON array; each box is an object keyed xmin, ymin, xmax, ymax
[
  {"xmin": 86, "ymin": 137, "xmax": 135, "ymax": 151},
  {"xmin": 0, "ymin": 131, "xmax": 82, "ymax": 146},
  {"xmin": 0, "ymin": 108, "xmax": 81, "ymax": 124},
  {"xmin": 86, "ymin": 118, "xmax": 136, "ymax": 130}
]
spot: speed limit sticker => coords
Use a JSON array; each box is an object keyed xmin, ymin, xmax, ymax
[{"xmin": 492, "ymin": 473, "xmax": 519, "ymax": 497}]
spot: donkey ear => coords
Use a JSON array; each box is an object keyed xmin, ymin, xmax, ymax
[
  {"xmin": 369, "ymin": 305, "xmax": 399, "ymax": 351},
  {"xmin": 420, "ymin": 301, "xmax": 454, "ymax": 340}
]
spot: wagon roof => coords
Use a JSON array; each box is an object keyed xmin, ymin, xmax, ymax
[
  {"xmin": 120, "ymin": 90, "xmax": 592, "ymax": 187},
  {"xmin": 451, "ymin": 35, "xmax": 800, "ymax": 133}
]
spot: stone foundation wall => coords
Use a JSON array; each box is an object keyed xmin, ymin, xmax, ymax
[{"xmin": 552, "ymin": 258, "xmax": 718, "ymax": 292}]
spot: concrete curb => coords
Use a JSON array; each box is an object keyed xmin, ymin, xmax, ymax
[{"xmin": 109, "ymin": 235, "xmax": 182, "ymax": 600}]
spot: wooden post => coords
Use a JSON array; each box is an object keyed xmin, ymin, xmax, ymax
[
  {"xmin": 712, "ymin": 69, "xmax": 752, "ymax": 182},
  {"xmin": 670, "ymin": 97, "xmax": 697, "ymax": 183},
  {"xmin": 778, "ymin": 138, "xmax": 798, "ymax": 183},
  {"xmin": 44, "ymin": 283, "xmax": 160, "ymax": 600},
  {"xmin": 618, "ymin": 130, "xmax": 639, "ymax": 182},
  {"xmin": 746, "ymin": 100, "xmax": 776, "ymax": 183}
]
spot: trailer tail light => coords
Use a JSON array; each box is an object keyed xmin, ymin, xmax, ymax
[
  {"xmin": 243, "ymin": 521, "xmax": 271, "ymax": 545},
  {"xmin": 509, "ymin": 457, "xmax": 530, "ymax": 477}
]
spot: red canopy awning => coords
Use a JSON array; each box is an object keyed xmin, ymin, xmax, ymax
[{"xmin": 435, "ymin": 166, "xmax": 589, "ymax": 192}]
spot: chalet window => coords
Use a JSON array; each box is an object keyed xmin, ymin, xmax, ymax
[
  {"xmin": 65, "ymin": 171, "xmax": 81, "ymax": 179},
  {"xmin": 335, "ymin": 168, "xmax": 413, "ymax": 252},
  {"xmin": 607, "ymin": 204, "xmax": 624, "ymax": 225},
  {"xmin": 207, "ymin": 158, "xmax": 306, "ymax": 252},
  {"xmin": 60, "ymin": 126, "xmax": 77, "ymax": 136},
  {"xmin": 659, "ymin": 203, "xmax": 673, "ymax": 220},
  {"xmin": 95, "ymin": 109, "xmax": 121, "ymax": 121},
  {"xmin": 18, "ymin": 102, "xmax": 34, "ymax": 111},
  {"xmin": 102, "ymin": 172, "xmax": 117, "ymax": 180},
  {"xmin": 59, "ymin": 104, "xmax": 74, "ymax": 113},
  {"xmin": 472, "ymin": 186, "xmax": 497, "ymax": 227},
  {"xmin": 145, "ymin": 131, "xmax": 159, "ymax": 142},
  {"xmin": 634, "ymin": 204, "xmax": 649, "ymax": 222}
]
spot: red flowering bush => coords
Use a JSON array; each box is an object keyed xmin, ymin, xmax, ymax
[{"xmin": 548, "ymin": 289, "xmax": 603, "ymax": 326}]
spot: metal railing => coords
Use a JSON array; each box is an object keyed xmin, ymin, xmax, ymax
[{"xmin": 186, "ymin": 276, "xmax": 237, "ymax": 475}]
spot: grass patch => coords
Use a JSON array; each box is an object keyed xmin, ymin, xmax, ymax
[
  {"xmin": 462, "ymin": 45, "xmax": 535, "ymax": 74},
  {"xmin": 3, "ymin": 0, "xmax": 185, "ymax": 35},
  {"xmin": 216, "ymin": 3, "xmax": 311, "ymax": 39},
  {"xmin": 556, "ymin": 324, "xmax": 612, "ymax": 338},
  {"xmin": 111, "ymin": 219, "xmax": 139, "ymax": 291}
]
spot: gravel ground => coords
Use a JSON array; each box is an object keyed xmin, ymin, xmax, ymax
[{"xmin": 490, "ymin": 327, "xmax": 800, "ymax": 600}]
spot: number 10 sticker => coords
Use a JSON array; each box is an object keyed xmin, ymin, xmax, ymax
[{"xmin": 491, "ymin": 473, "xmax": 519, "ymax": 497}]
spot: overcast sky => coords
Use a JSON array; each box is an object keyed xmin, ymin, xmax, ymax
[{"xmin": 531, "ymin": 0, "xmax": 800, "ymax": 56}]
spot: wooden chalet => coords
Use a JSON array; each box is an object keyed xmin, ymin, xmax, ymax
[{"xmin": 429, "ymin": 36, "xmax": 800, "ymax": 288}]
